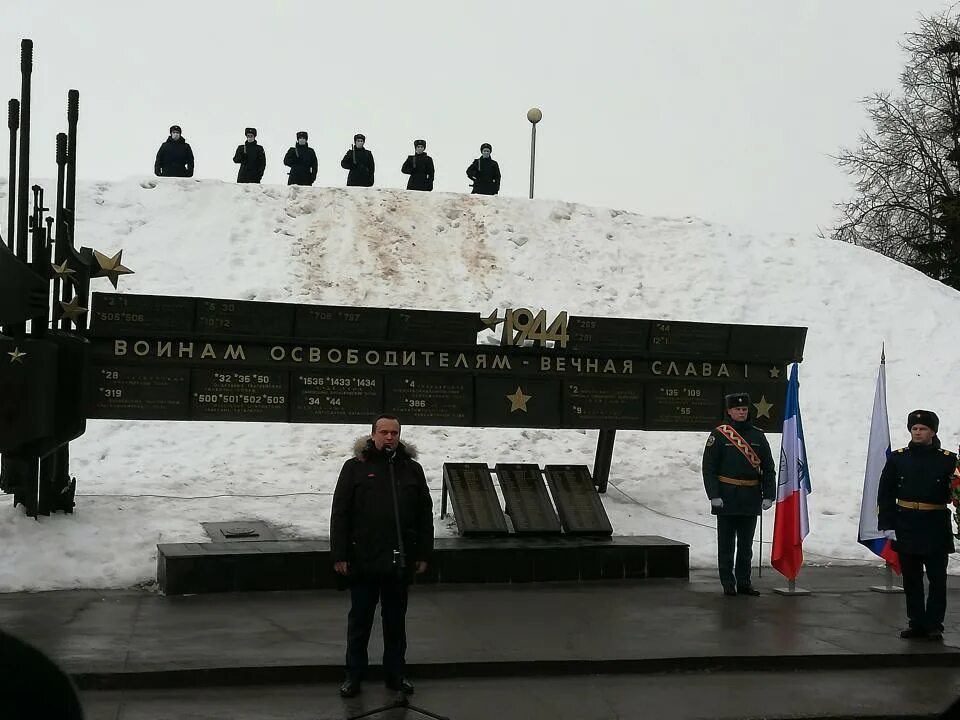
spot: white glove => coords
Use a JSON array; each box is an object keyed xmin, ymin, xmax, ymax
[
  {"xmin": 710, "ymin": 498, "xmax": 723, "ymax": 509},
  {"xmin": 762, "ymin": 499, "xmax": 773, "ymax": 511}
]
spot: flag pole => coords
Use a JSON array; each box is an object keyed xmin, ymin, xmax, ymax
[
  {"xmin": 869, "ymin": 562, "xmax": 903, "ymax": 593},
  {"xmin": 757, "ymin": 506, "xmax": 762, "ymax": 578}
]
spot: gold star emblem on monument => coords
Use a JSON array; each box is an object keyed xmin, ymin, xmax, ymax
[
  {"xmin": 506, "ymin": 386, "xmax": 532, "ymax": 413},
  {"xmin": 59, "ymin": 296, "xmax": 88, "ymax": 324},
  {"xmin": 481, "ymin": 310, "xmax": 504, "ymax": 329},
  {"xmin": 92, "ymin": 249, "xmax": 134, "ymax": 289},
  {"xmin": 7, "ymin": 347, "xmax": 27, "ymax": 364},
  {"xmin": 769, "ymin": 365, "xmax": 781, "ymax": 379},
  {"xmin": 51, "ymin": 260, "xmax": 76, "ymax": 278},
  {"xmin": 753, "ymin": 395, "xmax": 774, "ymax": 419}
]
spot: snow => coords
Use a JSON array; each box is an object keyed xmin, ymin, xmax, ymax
[{"xmin": 1, "ymin": 176, "xmax": 959, "ymax": 592}]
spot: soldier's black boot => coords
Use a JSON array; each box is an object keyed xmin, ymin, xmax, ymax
[
  {"xmin": 339, "ymin": 677, "xmax": 362, "ymax": 698},
  {"xmin": 899, "ymin": 627, "xmax": 928, "ymax": 639},
  {"xmin": 738, "ymin": 586, "xmax": 760, "ymax": 596},
  {"xmin": 722, "ymin": 585, "xmax": 737, "ymax": 597},
  {"xmin": 385, "ymin": 676, "xmax": 415, "ymax": 695}
]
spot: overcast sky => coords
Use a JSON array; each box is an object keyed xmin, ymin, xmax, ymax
[{"xmin": 1, "ymin": 0, "xmax": 953, "ymax": 235}]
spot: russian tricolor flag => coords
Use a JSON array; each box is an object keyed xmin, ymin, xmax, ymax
[
  {"xmin": 857, "ymin": 351, "xmax": 900, "ymax": 572},
  {"xmin": 771, "ymin": 363, "xmax": 811, "ymax": 580}
]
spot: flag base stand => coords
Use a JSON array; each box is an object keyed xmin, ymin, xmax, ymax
[
  {"xmin": 869, "ymin": 563, "xmax": 903, "ymax": 594},
  {"xmin": 773, "ymin": 578, "xmax": 811, "ymax": 596}
]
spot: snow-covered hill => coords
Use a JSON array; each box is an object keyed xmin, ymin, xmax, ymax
[{"xmin": 1, "ymin": 177, "xmax": 959, "ymax": 592}]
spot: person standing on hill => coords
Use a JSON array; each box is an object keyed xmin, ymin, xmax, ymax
[
  {"xmin": 283, "ymin": 131, "xmax": 318, "ymax": 186},
  {"xmin": 401, "ymin": 139, "xmax": 434, "ymax": 191},
  {"xmin": 233, "ymin": 127, "xmax": 266, "ymax": 183},
  {"xmin": 154, "ymin": 125, "xmax": 194, "ymax": 177},
  {"xmin": 702, "ymin": 393, "xmax": 776, "ymax": 597},
  {"xmin": 878, "ymin": 410, "xmax": 957, "ymax": 641},
  {"xmin": 466, "ymin": 142, "xmax": 500, "ymax": 195},
  {"xmin": 341, "ymin": 133, "xmax": 375, "ymax": 187}
]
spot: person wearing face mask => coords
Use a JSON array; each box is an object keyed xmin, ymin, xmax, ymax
[
  {"xmin": 466, "ymin": 142, "xmax": 500, "ymax": 195},
  {"xmin": 400, "ymin": 139, "xmax": 435, "ymax": 191},
  {"xmin": 233, "ymin": 127, "xmax": 266, "ymax": 183},
  {"xmin": 878, "ymin": 410, "xmax": 957, "ymax": 641},
  {"xmin": 702, "ymin": 393, "xmax": 776, "ymax": 597},
  {"xmin": 283, "ymin": 131, "xmax": 318, "ymax": 186},
  {"xmin": 154, "ymin": 124, "xmax": 194, "ymax": 177},
  {"xmin": 341, "ymin": 133, "xmax": 375, "ymax": 187}
]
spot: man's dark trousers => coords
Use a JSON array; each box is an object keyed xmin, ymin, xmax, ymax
[
  {"xmin": 717, "ymin": 514, "xmax": 757, "ymax": 589},
  {"xmin": 900, "ymin": 552, "xmax": 948, "ymax": 632},
  {"xmin": 345, "ymin": 572, "xmax": 409, "ymax": 680}
]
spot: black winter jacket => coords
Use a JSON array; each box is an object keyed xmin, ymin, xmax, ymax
[
  {"xmin": 154, "ymin": 136, "xmax": 194, "ymax": 177},
  {"xmin": 401, "ymin": 153, "xmax": 435, "ymax": 191},
  {"xmin": 878, "ymin": 438, "xmax": 957, "ymax": 555},
  {"xmin": 341, "ymin": 147, "xmax": 375, "ymax": 187},
  {"xmin": 702, "ymin": 419, "xmax": 776, "ymax": 516},
  {"xmin": 330, "ymin": 438, "xmax": 434, "ymax": 576},
  {"xmin": 233, "ymin": 141, "xmax": 266, "ymax": 183},
  {"xmin": 466, "ymin": 157, "xmax": 500, "ymax": 195},
  {"xmin": 283, "ymin": 144, "xmax": 318, "ymax": 186}
]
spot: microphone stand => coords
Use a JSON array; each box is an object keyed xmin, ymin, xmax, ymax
[{"xmin": 345, "ymin": 447, "xmax": 449, "ymax": 720}]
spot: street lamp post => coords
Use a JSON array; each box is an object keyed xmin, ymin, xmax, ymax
[{"xmin": 527, "ymin": 107, "xmax": 542, "ymax": 199}]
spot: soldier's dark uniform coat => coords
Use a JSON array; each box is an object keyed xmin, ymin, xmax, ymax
[
  {"xmin": 233, "ymin": 141, "xmax": 266, "ymax": 183},
  {"xmin": 401, "ymin": 153, "xmax": 435, "ymax": 191},
  {"xmin": 878, "ymin": 439, "xmax": 956, "ymax": 555},
  {"xmin": 283, "ymin": 144, "xmax": 318, "ymax": 186},
  {"xmin": 466, "ymin": 157, "xmax": 500, "ymax": 195},
  {"xmin": 341, "ymin": 147, "xmax": 375, "ymax": 187},
  {"xmin": 154, "ymin": 136, "xmax": 194, "ymax": 177},
  {"xmin": 702, "ymin": 420, "xmax": 776, "ymax": 515}
]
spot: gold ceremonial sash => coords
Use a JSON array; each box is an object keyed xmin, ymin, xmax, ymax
[{"xmin": 716, "ymin": 424, "xmax": 762, "ymax": 472}]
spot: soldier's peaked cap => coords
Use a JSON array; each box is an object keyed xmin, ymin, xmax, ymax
[
  {"xmin": 907, "ymin": 409, "xmax": 939, "ymax": 432},
  {"xmin": 414, "ymin": 139, "xmax": 426, "ymax": 147},
  {"xmin": 725, "ymin": 393, "xmax": 750, "ymax": 409},
  {"xmin": 245, "ymin": 127, "xmax": 257, "ymax": 136},
  {"xmin": 354, "ymin": 133, "xmax": 366, "ymax": 141},
  {"xmin": 480, "ymin": 142, "xmax": 492, "ymax": 152},
  {"xmin": 296, "ymin": 131, "xmax": 308, "ymax": 139}
]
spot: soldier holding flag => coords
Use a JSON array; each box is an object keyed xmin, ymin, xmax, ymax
[{"xmin": 702, "ymin": 393, "xmax": 776, "ymax": 596}]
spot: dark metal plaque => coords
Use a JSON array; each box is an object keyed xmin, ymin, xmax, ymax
[
  {"xmin": 294, "ymin": 305, "xmax": 390, "ymax": 341},
  {"xmin": 384, "ymin": 374, "xmax": 472, "ymax": 425},
  {"xmin": 728, "ymin": 325, "xmax": 807, "ymax": 362},
  {"xmin": 89, "ymin": 293, "xmax": 196, "ymax": 335},
  {"xmin": 86, "ymin": 364, "xmax": 190, "ymax": 420},
  {"xmin": 727, "ymin": 381, "xmax": 789, "ymax": 432},
  {"xmin": 195, "ymin": 298, "xmax": 295, "ymax": 337},
  {"xmin": 495, "ymin": 463, "xmax": 561, "ymax": 534},
  {"xmin": 543, "ymin": 464, "xmax": 613, "ymax": 535},
  {"xmin": 291, "ymin": 371, "xmax": 383, "ymax": 423},
  {"xmin": 387, "ymin": 309, "xmax": 478, "ymax": 345},
  {"xmin": 562, "ymin": 379, "xmax": 643, "ymax": 429},
  {"xmin": 474, "ymin": 376, "xmax": 560, "ymax": 428},
  {"xmin": 566, "ymin": 316, "xmax": 650, "ymax": 352},
  {"xmin": 442, "ymin": 463, "xmax": 508, "ymax": 535},
  {"xmin": 647, "ymin": 320, "xmax": 730, "ymax": 356},
  {"xmin": 190, "ymin": 369, "xmax": 288, "ymax": 421},
  {"xmin": 644, "ymin": 381, "xmax": 723, "ymax": 430}
]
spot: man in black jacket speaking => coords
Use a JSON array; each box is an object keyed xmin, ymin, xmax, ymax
[{"xmin": 330, "ymin": 414, "xmax": 434, "ymax": 698}]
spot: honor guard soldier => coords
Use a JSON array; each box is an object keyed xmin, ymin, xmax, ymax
[
  {"xmin": 878, "ymin": 410, "xmax": 957, "ymax": 640},
  {"xmin": 702, "ymin": 393, "xmax": 776, "ymax": 596}
]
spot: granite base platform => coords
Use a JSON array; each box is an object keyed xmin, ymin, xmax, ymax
[{"xmin": 157, "ymin": 535, "xmax": 689, "ymax": 595}]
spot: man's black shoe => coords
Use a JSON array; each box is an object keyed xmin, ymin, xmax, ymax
[
  {"xmin": 722, "ymin": 586, "xmax": 737, "ymax": 597},
  {"xmin": 385, "ymin": 676, "xmax": 415, "ymax": 695},
  {"xmin": 738, "ymin": 586, "xmax": 760, "ymax": 596},
  {"xmin": 926, "ymin": 631, "xmax": 944, "ymax": 642},
  {"xmin": 899, "ymin": 627, "xmax": 928, "ymax": 639},
  {"xmin": 339, "ymin": 678, "xmax": 361, "ymax": 698}
]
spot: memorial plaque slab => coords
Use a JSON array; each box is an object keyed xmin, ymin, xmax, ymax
[
  {"xmin": 294, "ymin": 305, "xmax": 390, "ymax": 341},
  {"xmin": 474, "ymin": 376, "xmax": 560, "ymax": 428},
  {"xmin": 190, "ymin": 369, "xmax": 289, "ymax": 421},
  {"xmin": 195, "ymin": 298, "xmax": 295, "ymax": 337},
  {"xmin": 566, "ymin": 316, "xmax": 650, "ymax": 352},
  {"xmin": 387, "ymin": 309, "xmax": 478, "ymax": 345},
  {"xmin": 86, "ymin": 364, "xmax": 190, "ymax": 420},
  {"xmin": 89, "ymin": 293, "xmax": 196, "ymax": 335},
  {"xmin": 495, "ymin": 463, "xmax": 561, "ymax": 534},
  {"xmin": 645, "ymin": 381, "xmax": 723, "ymax": 430},
  {"xmin": 543, "ymin": 464, "xmax": 613, "ymax": 535},
  {"xmin": 647, "ymin": 320, "xmax": 730, "ymax": 356},
  {"xmin": 291, "ymin": 371, "xmax": 383, "ymax": 423},
  {"xmin": 385, "ymin": 374, "xmax": 472, "ymax": 425},
  {"xmin": 442, "ymin": 463, "xmax": 509, "ymax": 535},
  {"xmin": 728, "ymin": 324, "xmax": 807, "ymax": 362},
  {"xmin": 563, "ymin": 379, "xmax": 643, "ymax": 429}
]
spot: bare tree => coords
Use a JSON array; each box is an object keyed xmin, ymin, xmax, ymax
[{"xmin": 832, "ymin": 10, "xmax": 960, "ymax": 290}]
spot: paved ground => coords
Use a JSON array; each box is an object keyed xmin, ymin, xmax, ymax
[{"xmin": 3, "ymin": 567, "xmax": 960, "ymax": 718}]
